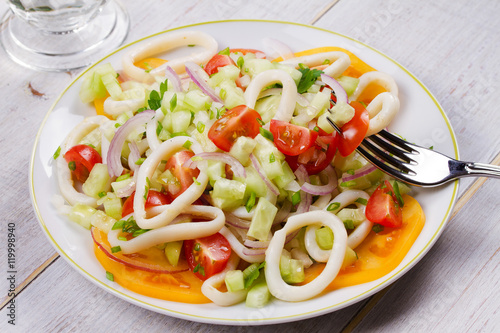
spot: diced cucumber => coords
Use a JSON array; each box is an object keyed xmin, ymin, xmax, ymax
[
  {"xmin": 171, "ymin": 110, "xmax": 192, "ymax": 133},
  {"xmin": 234, "ymin": 166, "xmax": 268, "ymax": 198},
  {"xmin": 229, "ymin": 136, "xmax": 257, "ymax": 166},
  {"xmin": 211, "ymin": 196, "xmax": 245, "ymax": 211},
  {"xmin": 339, "ymin": 169, "xmax": 384, "ymax": 191},
  {"xmin": 315, "ymin": 226, "xmax": 334, "ymax": 250},
  {"xmin": 218, "ymin": 80, "xmax": 245, "ymax": 109},
  {"xmin": 212, "ymin": 178, "xmax": 246, "ymax": 200},
  {"xmin": 342, "ymin": 247, "xmax": 358, "ymax": 269},
  {"xmin": 161, "ymin": 91, "xmax": 186, "ymax": 113},
  {"xmin": 273, "ymin": 63, "xmax": 302, "ymax": 85},
  {"xmin": 78, "ymin": 128, "xmax": 102, "ymax": 154},
  {"xmin": 309, "ymin": 89, "xmax": 331, "ymax": 118},
  {"xmin": 333, "ymin": 151, "xmax": 368, "ymax": 172},
  {"xmin": 165, "ymin": 241, "xmax": 183, "ymax": 266},
  {"xmin": 102, "ymin": 195, "xmax": 122, "ymax": 220},
  {"xmin": 280, "ymin": 253, "xmax": 305, "ymax": 284},
  {"xmin": 246, "ymin": 281, "xmax": 271, "ymax": 308},
  {"xmin": 248, "ymin": 197, "xmax": 278, "ymax": 242},
  {"xmin": 101, "ymin": 72, "xmax": 122, "ymax": 100},
  {"xmin": 317, "ymin": 101, "xmax": 355, "ymax": 134},
  {"xmin": 90, "ymin": 210, "xmax": 116, "ymax": 233},
  {"xmin": 225, "ymin": 270, "xmax": 245, "ymax": 292},
  {"xmin": 337, "ymin": 76, "xmax": 360, "ymax": 97},
  {"xmin": 69, "ymin": 204, "xmax": 96, "ymax": 229},
  {"xmin": 82, "ymin": 163, "xmax": 111, "ymax": 198},
  {"xmin": 184, "ymin": 89, "xmax": 211, "ymax": 112},
  {"xmin": 209, "ymin": 65, "xmax": 241, "ymax": 87},
  {"xmin": 79, "ymin": 63, "xmax": 119, "ymax": 103},
  {"xmin": 273, "ymin": 161, "xmax": 296, "ymax": 189},
  {"xmin": 111, "ymin": 177, "xmax": 134, "ymax": 194},
  {"xmin": 242, "ymin": 58, "xmax": 274, "ymax": 77},
  {"xmin": 206, "ymin": 160, "xmax": 225, "ymax": 186},
  {"xmin": 336, "ymin": 208, "xmax": 366, "ymax": 227},
  {"xmin": 254, "ymin": 95, "xmax": 280, "ymax": 123}
]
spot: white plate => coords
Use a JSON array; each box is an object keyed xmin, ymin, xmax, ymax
[{"xmin": 30, "ymin": 20, "xmax": 459, "ymax": 325}]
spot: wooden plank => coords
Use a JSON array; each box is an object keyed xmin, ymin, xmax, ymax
[{"xmin": 0, "ymin": 257, "xmax": 366, "ymax": 332}]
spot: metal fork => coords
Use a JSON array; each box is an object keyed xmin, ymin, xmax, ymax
[{"xmin": 326, "ymin": 118, "xmax": 500, "ymax": 187}]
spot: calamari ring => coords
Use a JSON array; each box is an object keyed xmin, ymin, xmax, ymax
[
  {"xmin": 56, "ymin": 116, "xmax": 110, "ymax": 207},
  {"xmin": 350, "ymin": 71, "xmax": 399, "ymax": 101},
  {"xmin": 265, "ymin": 210, "xmax": 347, "ymax": 302},
  {"xmin": 244, "ymin": 69, "xmax": 297, "ymax": 123},
  {"xmin": 364, "ymin": 92, "xmax": 400, "ymax": 136},
  {"xmin": 219, "ymin": 226, "xmax": 265, "ymax": 263},
  {"xmin": 107, "ymin": 205, "xmax": 225, "ymax": 254},
  {"xmin": 201, "ymin": 253, "xmax": 247, "ymax": 306},
  {"xmin": 280, "ymin": 51, "xmax": 351, "ymax": 78},
  {"xmin": 133, "ymin": 136, "xmax": 209, "ymax": 229},
  {"xmin": 122, "ymin": 31, "xmax": 218, "ymax": 83}
]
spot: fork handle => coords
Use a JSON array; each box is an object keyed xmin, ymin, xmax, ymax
[{"xmin": 460, "ymin": 161, "xmax": 500, "ymax": 179}]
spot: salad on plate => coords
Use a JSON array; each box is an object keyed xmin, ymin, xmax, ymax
[{"xmin": 52, "ymin": 30, "xmax": 425, "ymax": 308}]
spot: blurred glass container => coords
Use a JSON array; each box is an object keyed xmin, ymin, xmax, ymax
[{"xmin": 0, "ymin": 0, "xmax": 130, "ymax": 71}]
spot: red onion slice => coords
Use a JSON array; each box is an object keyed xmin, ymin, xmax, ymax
[
  {"xmin": 250, "ymin": 154, "xmax": 280, "ymax": 196},
  {"xmin": 341, "ymin": 164, "xmax": 377, "ymax": 183},
  {"xmin": 273, "ymin": 199, "xmax": 292, "ymax": 224},
  {"xmin": 114, "ymin": 178, "xmax": 136, "ymax": 198},
  {"xmin": 225, "ymin": 213, "xmax": 251, "ymax": 230},
  {"xmin": 127, "ymin": 142, "xmax": 141, "ymax": 173},
  {"xmin": 301, "ymin": 165, "xmax": 337, "ymax": 196},
  {"xmin": 262, "ymin": 37, "xmax": 294, "ymax": 60},
  {"xmin": 294, "ymin": 165, "xmax": 312, "ymax": 214},
  {"xmin": 321, "ymin": 73, "xmax": 348, "ymax": 104},
  {"xmin": 184, "ymin": 61, "xmax": 223, "ymax": 104},
  {"xmin": 107, "ymin": 110, "xmax": 155, "ymax": 177},
  {"xmin": 242, "ymin": 247, "xmax": 267, "ymax": 256},
  {"xmin": 183, "ymin": 152, "xmax": 246, "ymax": 178},
  {"xmin": 164, "ymin": 66, "xmax": 183, "ymax": 92},
  {"xmin": 244, "ymin": 238, "xmax": 270, "ymax": 249}
]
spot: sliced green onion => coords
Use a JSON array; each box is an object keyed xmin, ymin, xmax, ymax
[
  {"xmin": 197, "ymin": 122, "xmax": 205, "ymax": 133},
  {"xmin": 118, "ymin": 236, "xmax": 127, "ymax": 241},
  {"xmin": 343, "ymin": 220, "xmax": 355, "ymax": 230},
  {"xmin": 106, "ymin": 271, "xmax": 114, "ymax": 281},
  {"xmin": 194, "ymin": 243, "xmax": 201, "ymax": 251},
  {"xmin": 269, "ymin": 153, "xmax": 276, "ymax": 163},
  {"xmin": 53, "ymin": 146, "xmax": 61, "ymax": 160},
  {"xmin": 346, "ymin": 169, "xmax": 355, "ymax": 175},
  {"xmin": 68, "ymin": 161, "xmax": 76, "ymax": 171},
  {"xmin": 393, "ymin": 181, "xmax": 405, "ymax": 207},
  {"xmin": 237, "ymin": 56, "xmax": 244, "ymax": 68},
  {"xmin": 218, "ymin": 47, "xmax": 230, "ymax": 55},
  {"xmin": 98, "ymin": 191, "xmax": 107, "ymax": 198},
  {"xmin": 372, "ymin": 224, "xmax": 384, "ymax": 233},
  {"xmin": 292, "ymin": 191, "xmax": 301, "ymax": 205},
  {"xmin": 193, "ymin": 177, "xmax": 200, "ymax": 186},
  {"xmin": 182, "ymin": 140, "xmax": 193, "ymax": 150},
  {"xmin": 245, "ymin": 192, "xmax": 256, "ymax": 213},
  {"xmin": 256, "ymin": 118, "xmax": 265, "ymax": 126},
  {"xmin": 112, "ymin": 220, "xmax": 124, "ymax": 230},
  {"xmin": 111, "ymin": 246, "xmax": 121, "ymax": 253},
  {"xmin": 259, "ymin": 127, "xmax": 274, "ymax": 141},
  {"xmin": 340, "ymin": 180, "xmax": 357, "ymax": 187},
  {"xmin": 327, "ymin": 202, "xmax": 341, "ymax": 211},
  {"xmin": 135, "ymin": 157, "xmax": 146, "ymax": 165},
  {"xmin": 355, "ymin": 197, "xmax": 368, "ymax": 205},
  {"xmin": 170, "ymin": 93, "xmax": 177, "ymax": 111},
  {"xmin": 116, "ymin": 173, "xmax": 131, "ymax": 182},
  {"xmin": 156, "ymin": 121, "xmax": 164, "ymax": 136}
]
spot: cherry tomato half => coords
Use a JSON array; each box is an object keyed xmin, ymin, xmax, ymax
[
  {"xmin": 121, "ymin": 190, "xmax": 172, "ymax": 218},
  {"xmin": 164, "ymin": 150, "xmax": 200, "ymax": 198},
  {"xmin": 337, "ymin": 101, "xmax": 370, "ymax": 157},
  {"xmin": 204, "ymin": 54, "xmax": 236, "ymax": 76},
  {"xmin": 285, "ymin": 131, "xmax": 339, "ymax": 175},
  {"xmin": 64, "ymin": 144, "xmax": 102, "ymax": 182},
  {"xmin": 269, "ymin": 119, "xmax": 318, "ymax": 156},
  {"xmin": 208, "ymin": 105, "xmax": 262, "ymax": 152},
  {"xmin": 365, "ymin": 180, "xmax": 403, "ymax": 228},
  {"xmin": 183, "ymin": 233, "xmax": 232, "ymax": 280}
]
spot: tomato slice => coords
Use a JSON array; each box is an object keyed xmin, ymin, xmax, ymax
[
  {"xmin": 285, "ymin": 131, "xmax": 338, "ymax": 175},
  {"xmin": 183, "ymin": 233, "xmax": 232, "ymax": 280},
  {"xmin": 204, "ymin": 54, "xmax": 236, "ymax": 76},
  {"xmin": 365, "ymin": 180, "xmax": 403, "ymax": 228},
  {"xmin": 122, "ymin": 190, "xmax": 172, "ymax": 218},
  {"xmin": 165, "ymin": 150, "xmax": 200, "ymax": 198},
  {"xmin": 230, "ymin": 48, "xmax": 266, "ymax": 58},
  {"xmin": 337, "ymin": 101, "xmax": 370, "ymax": 157},
  {"xmin": 269, "ymin": 119, "xmax": 318, "ymax": 156},
  {"xmin": 208, "ymin": 105, "xmax": 262, "ymax": 152},
  {"xmin": 64, "ymin": 144, "xmax": 102, "ymax": 182}
]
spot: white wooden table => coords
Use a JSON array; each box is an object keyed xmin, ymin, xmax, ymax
[{"xmin": 1, "ymin": 0, "xmax": 499, "ymax": 331}]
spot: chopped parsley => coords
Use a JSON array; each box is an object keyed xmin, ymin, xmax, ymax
[
  {"xmin": 297, "ymin": 63, "xmax": 323, "ymax": 94},
  {"xmin": 111, "ymin": 246, "xmax": 121, "ymax": 253},
  {"xmin": 245, "ymin": 192, "xmax": 256, "ymax": 213}
]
